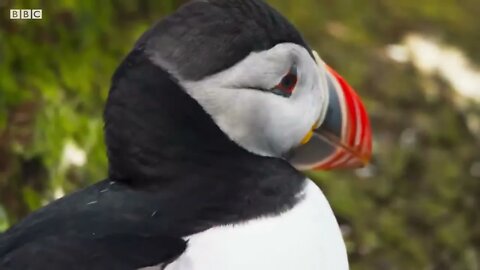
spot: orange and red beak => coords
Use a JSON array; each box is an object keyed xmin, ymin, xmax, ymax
[{"xmin": 289, "ymin": 59, "xmax": 372, "ymax": 171}]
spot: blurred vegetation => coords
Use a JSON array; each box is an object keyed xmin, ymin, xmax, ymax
[{"xmin": 1, "ymin": 0, "xmax": 479, "ymax": 269}]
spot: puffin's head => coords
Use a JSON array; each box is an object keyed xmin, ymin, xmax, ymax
[{"xmin": 106, "ymin": 0, "xmax": 371, "ymax": 177}]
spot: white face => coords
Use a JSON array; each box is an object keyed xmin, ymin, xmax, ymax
[{"xmin": 176, "ymin": 43, "xmax": 330, "ymax": 158}]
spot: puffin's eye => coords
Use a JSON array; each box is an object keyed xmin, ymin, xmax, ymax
[{"xmin": 271, "ymin": 67, "xmax": 298, "ymax": 97}]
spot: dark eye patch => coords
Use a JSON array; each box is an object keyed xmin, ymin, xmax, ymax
[{"xmin": 271, "ymin": 66, "xmax": 298, "ymax": 97}]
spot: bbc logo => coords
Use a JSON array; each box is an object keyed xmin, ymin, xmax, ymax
[{"xmin": 10, "ymin": 9, "xmax": 42, "ymax": 20}]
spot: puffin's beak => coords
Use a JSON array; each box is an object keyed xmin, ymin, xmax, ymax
[{"xmin": 289, "ymin": 53, "xmax": 372, "ymax": 171}]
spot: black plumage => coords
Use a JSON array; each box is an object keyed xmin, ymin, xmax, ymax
[
  {"xmin": 1, "ymin": 234, "xmax": 185, "ymax": 270},
  {"xmin": 0, "ymin": 0, "xmax": 311, "ymax": 269},
  {"xmin": 141, "ymin": 0, "xmax": 312, "ymax": 80}
]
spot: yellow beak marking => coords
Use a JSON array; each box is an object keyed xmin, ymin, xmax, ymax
[
  {"xmin": 300, "ymin": 118, "xmax": 322, "ymax": 145},
  {"xmin": 301, "ymin": 129, "xmax": 314, "ymax": 145}
]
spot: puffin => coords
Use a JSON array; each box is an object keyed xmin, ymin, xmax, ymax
[{"xmin": 0, "ymin": 0, "xmax": 372, "ymax": 269}]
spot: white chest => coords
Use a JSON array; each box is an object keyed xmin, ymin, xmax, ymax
[{"xmin": 164, "ymin": 180, "xmax": 349, "ymax": 270}]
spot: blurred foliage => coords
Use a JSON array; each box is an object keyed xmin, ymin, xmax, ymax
[{"xmin": 1, "ymin": 0, "xmax": 479, "ymax": 269}]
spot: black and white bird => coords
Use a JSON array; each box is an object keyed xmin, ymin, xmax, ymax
[{"xmin": 0, "ymin": 0, "xmax": 371, "ymax": 269}]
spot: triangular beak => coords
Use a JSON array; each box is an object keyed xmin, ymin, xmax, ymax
[{"xmin": 289, "ymin": 54, "xmax": 372, "ymax": 171}]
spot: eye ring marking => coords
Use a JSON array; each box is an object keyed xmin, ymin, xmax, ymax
[{"xmin": 271, "ymin": 66, "xmax": 298, "ymax": 97}]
